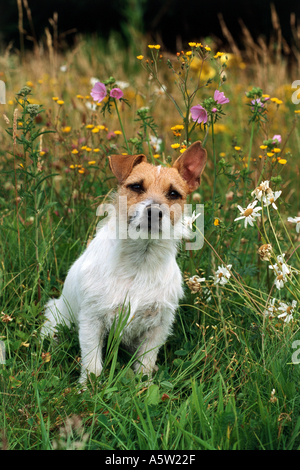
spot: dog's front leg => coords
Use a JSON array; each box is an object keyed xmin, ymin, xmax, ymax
[
  {"xmin": 134, "ymin": 322, "xmax": 172, "ymax": 377},
  {"xmin": 78, "ymin": 315, "xmax": 105, "ymax": 384}
]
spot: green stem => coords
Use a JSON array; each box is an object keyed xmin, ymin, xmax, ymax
[
  {"xmin": 211, "ymin": 118, "xmax": 217, "ymax": 224},
  {"xmin": 243, "ymin": 120, "xmax": 255, "ymax": 206},
  {"xmin": 114, "ymin": 99, "xmax": 130, "ymax": 154}
]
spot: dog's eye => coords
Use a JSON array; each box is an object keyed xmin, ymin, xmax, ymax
[
  {"xmin": 128, "ymin": 183, "xmax": 144, "ymax": 193},
  {"xmin": 168, "ymin": 189, "xmax": 181, "ymax": 200}
]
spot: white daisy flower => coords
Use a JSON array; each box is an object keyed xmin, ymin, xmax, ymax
[
  {"xmin": 234, "ymin": 200, "xmax": 262, "ymax": 228},
  {"xmin": 287, "ymin": 216, "xmax": 300, "ymax": 233},
  {"xmin": 263, "ymin": 190, "xmax": 282, "ymax": 210},
  {"xmin": 212, "ymin": 264, "xmax": 232, "ymax": 286},
  {"xmin": 278, "ymin": 300, "xmax": 297, "ymax": 323},
  {"xmin": 60, "ymin": 65, "xmax": 67, "ymax": 72},
  {"xmin": 85, "ymin": 102, "xmax": 97, "ymax": 111},
  {"xmin": 184, "ymin": 211, "xmax": 201, "ymax": 230},
  {"xmin": 274, "ymin": 271, "xmax": 289, "ymax": 290},
  {"xmin": 149, "ymin": 135, "xmax": 163, "ymax": 152},
  {"xmin": 251, "ymin": 180, "xmax": 270, "ymax": 201},
  {"xmin": 115, "ymin": 80, "xmax": 130, "ymax": 89},
  {"xmin": 269, "ymin": 254, "xmax": 291, "ymax": 276},
  {"xmin": 263, "ymin": 298, "xmax": 276, "ymax": 317}
]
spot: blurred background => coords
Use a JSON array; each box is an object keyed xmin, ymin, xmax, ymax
[{"xmin": 1, "ymin": 0, "xmax": 300, "ymax": 54}]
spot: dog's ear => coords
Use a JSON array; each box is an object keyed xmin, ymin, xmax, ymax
[
  {"xmin": 108, "ymin": 154, "xmax": 147, "ymax": 184},
  {"xmin": 173, "ymin": 141, "xmax": 207, "ymax": 193}
]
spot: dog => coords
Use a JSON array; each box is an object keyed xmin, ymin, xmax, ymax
[{"xmin": 41, "ymin": 141, "xmax": 207, "ymax": 384}]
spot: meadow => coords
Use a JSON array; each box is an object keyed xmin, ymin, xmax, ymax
[{"xmin": 1, "ymin": 21, "xmax": 300, "ymax": 450}]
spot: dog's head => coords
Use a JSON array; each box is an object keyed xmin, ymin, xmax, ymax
[{"xmin": 108, "ymin": 141, "xmax": 207, "ymax": 237}]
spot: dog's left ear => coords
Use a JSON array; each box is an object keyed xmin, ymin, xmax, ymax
[
  {"xmin": 173, "ymin": 141, "xmax": 207, "ymax": 193},
  {"xmin": 108, "ymin": 154, "xmax": 147, "ymax": 184}
]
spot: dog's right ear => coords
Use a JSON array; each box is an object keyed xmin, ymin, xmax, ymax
[{"xmin": 108, "ymin": 154, "xmax": 147, "ymax": 184}]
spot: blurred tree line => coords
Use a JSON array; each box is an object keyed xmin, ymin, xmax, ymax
[{"xmin": 0, "ymin": 0, "xmax": 300, "ymax": 51}]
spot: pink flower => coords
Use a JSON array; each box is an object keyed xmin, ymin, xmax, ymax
[
  {"xmin": 190, "ymin": 105, "xmax": 208, "ymax": 124},
  {"xmin": 212, "ymin": 107, "xmax": 218, "ymax": 113},
  {"xmin": 214, "ymin": 90, "xmax": 230, "ymax": 105},
  {"xmin": 90, "ymin": 82, "xmax": 107, "ymax": 103},
  {"xmin": 110, "ymin": 88, "xmax": 124, "ymax": 100},
  {"xmin": 272, "ymin": 134, "xmax": 282, "ymax": 144}
]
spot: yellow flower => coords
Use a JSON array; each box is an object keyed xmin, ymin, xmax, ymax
[
  {"xmin": 185, "ymin": 51, "xmax": 192, "ymax": 56},
  {"xmin": 92, "ymin": 127, "xmax": 99, "ymax": 133},
  {"xmin": 196, "ymin": 43, "xmax": 202, "ymax": 47},
  {"xmin": 78, "ymin": 169, "xmax": 85, "ymax": 174},
  {"xmin": 137, "ymin": 55, "xmax": 144, "ymax": 60},
  {"xmin": 88, "ymin": 161, "xmax": 96, "ymax": 165},
  {"xmin": 180, "ymin": 149, "xmax": 186, "ymax": 153},
  {"xmin": 262, "ymin": 94, "xmax": 270, "ymax": 98},
  {"xmin": 273, "ymin": 148, "xmax": 281, "ymax": 153},
  {"xmin": 205, "ymin": 46, "xmax": 211, "ymax": 51},
  {"xmin": 294, "ymin": 110, "xmax": 300, "ymax": 114},
  {"xmin": 260, "ymin": 145, "xmax": 268, "ymax": 149},
  {"xmin": 86, "ymin": 124, "xmax": 94, "ymax": 129},
  {"xmin": 271, "ymin": 97, "xmax": 283, "ymax": 105},
  {"xmin": 234, "ymin": 146, "xmax": 241, "ymax": 151},
  {"xmin": 57, "ymin": 100, "xmax": 64, "ymax": 105},
  {"xmin": 52, "ymin": 97, "xmax": 59, "ymax": 101},
  {"xmin": 259, "ymin": 155, "xmax": 263, "ymax": 159},
  {"xmin": 40, "ymin": 151, "xmax": 46, "ymax": 157},
  {"xmin": 154, "ymin": 45, "xmax": 161, "ymax": 49},
  {"xmin": 85, "ymin": 95, "xmax": 90, "ymax": 100},
  {"xmin": 19, "ymin": 163, "xmax": 24, "ymax": 168},
  {"xmin": 278, "ymin": 159, "xmax": 287, "ymax": 164},
  {"xmin": 85, "ymin": 147, "xmax": 92, "ymax": 152},
  {"xmin": 38, "ymin": 80, "xmax": 43, "ymax": 84},
  {"xmin": 121, "ymin": 153, "xmax": 128, "ymax": 155},
  {"xmin": 76, "ymin": 94, "xmax": 84, "ymax": 99},
  {"xmin": 26, "ymin": 81, "xmax": 34, "ymax": 87},
  {"xmin": 188, "ymin": 42, "xmax": 196, "ymax": 47},
  {"xmin": 171, "ymin": 125, "xmax": 184, "ymax": 130},
  {"xmin": 81, "ymin": 146, "xmax": 87, "ymax": 150},
  {"xmin": 214, "ymin": 219, "xmax": 220, "ymax": 226},
  {"xmin": 93, "ymin": 148, "xmax": 100, "ymax": 152},
  {"xmin": 148, "ymin": 45, "xmax": 155, "ymax": 49},
  {"xmin": 153, "ymin": 154, "xmax": 160, "ymax": 159},
  {"xmin": 219, "ymin": 152, "xmax": 226, "ymax": 157},
  {"xmin": 171, "ymin": 143, "xmax": 180, "ymax": 149},
  {"xmin": 8, "ymin": 100, "xmax": 13, "ymax": 105},
  {"xmin": 97, "ymin": 125, "xmax": 106, "ymax": 130},
  {"xmin": 69, "ymin": 165, "xmax": 75, "ymax": 169},
  {"xmin": 214, "ymin": 52, "xmax": 224, "ymax": 59},
  {"xmin": 267, "ymin": 152, "xmax": 274, "ymax": 157},
  {"xmin": 71, "ymin": 149, "xmax": 78, "ymax": 154},
  {"xmin": 62, "ymin": 126, "xmax": 71, "ymax": 133},
  {"xmin": 114, "ymin": 130, "xmax": 122, "ymax": 135}
]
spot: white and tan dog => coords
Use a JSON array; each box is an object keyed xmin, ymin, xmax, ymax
[{"xmin": 41, "ymin": 141, "xmax": 207, "ymax": 384}]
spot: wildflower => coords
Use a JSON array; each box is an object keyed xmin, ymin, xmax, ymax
[
  {"xmin": 295, "ymin": 110, "xmax": 300, "ymax": 114},
  {"xmin": 263, "ymin": 190, "xmax": 282, "ymax": 210},
  {"xmin": 171, "ymin": 143, "xmax": 180, "ymax": 149},
  {"xmin": 251, "ymin": 180, "xmax": 270, "ymax": 200},
  {"xmin": 278, "ymin": 159, "xmax": 287, "ymax": 165},
  {"xmin": 269, "ymin": 389, "xmax": 278, "ymax": 403},
  {"xmin": 189, "ymin": 42, "xmax": 196, "ymax": 47},
  {"xmin": 60, "ymin": 65, "xmax": 67, "ymax": 72},
  {"xmin": 86, "ymin": 124, "xmax": 94, "ymax": 129},
  {"xmin": 1, "ymin": 312, "xmax": 13, "ymax": 323},
  {"xmin": 184, "ymin": 210, "xmax": 201, "ymax": 230},
  {"xmin": 90, "ymin": 82, "xmax": 107, "ymax": 103},
  {"xmin": 150, "ymin": 135, "xmax": 162, "ymax": 152},
  {"xmin": 287, "ymin": 216, "xmax": 300, "ymax": 233},
  {"xmin": 251, "ymin": 98, "xmax": 264, "ymax": 108},
  {"xmin": 78, "ymin": 169, "xmax": 85, "ymax": 174},
  {"xmin": 263, "ymin": 298, "xmax": 276, "ymax": 317},
  {"xmin": 57, "ymin": 100, "xmax": 64, "ymax": 105},
  {"xmin": 92, "ymin": 128, "xmax": 99, "ymax": 133},
  {"xmin": 214, "ymin": 90, "xmax": 230, "ymax": 105},
  {"xmin": 71, "ymin": 149, "xmax": 78, "ymax": 154},
  {"xmin": 137, "ymin": 55, "xmax": 144, "ymax": 60},
  {"xmin": 258, "ymin": 244, "xmax": 272, "ymax": 261},
  {"xmin": 190, "ymin": 105, "xmax": 208, "ymax": 124},
  {"xmin": 40, "ymin": 151, "xmax": 46, "ymax": 157},
  {"xmin": 260, "ymin": 145, "xmax": 268, "ymax": 149},
  {"xmin": 212, "ymin": 107, "xmax": 218, "ymax": 113},
  {"xmin": 234, "ymin": 146, "xmax": 241, "ymax": 151},
  {"xmin": 97, "ymin": 125, "xmax": 106, "ymax": 130},
  {"xmin": 186, "ymin": 275, "xmax": 206, "ymax": 294},
  {"xmin": 273, "ymin": 148, "xmax": 281, "ymax": 153},
  {"xmin": 278, "ymin": 300, "xmax": 297, "ymax": 323},
  {"xmin": 110, "ymin": 88, "xmax": 124, "ymax": 100},
  {"xmin": 205, "ymin": 46, "xmax": 211, "ymax": 51},
  {"xmin": 272, "ymin": 134, "xmax": 282, "ymax": 144},
  {"xmin": 171, "ymin": 125, "xmax": 184, "ymax": 130},
  {"xmin": 214, "ymin": 52, "xmax": 224, "ymax": 58},
  {"xmin": 214, "ymin": 218, "xmax": 220, "ymax": 226},
  {"xmin": 115, "ymin": 80, "xmax": 130, "ymax": 89},
  {"xmin": 185, "ymin": 51, "xmax": 192, "ymax": 56},
  {"xmin": 76, "ymin": 94, "xmax": 84, "ymax": 99},
  {"xmin": 62, "ymin": 126, "xmax": 71, "ymax": 133},
  {"xmin": 234, "ymin": 200, "xmax": 262, "ymax": 228},
  {"xmin": 88, "ymin": 161, "xmax": 96, "ymax": 165},
  {"xmin": 114, "ymin": 130, "xmax": 122, "ymax": 135},
  {"xmin": 153, "ymin": 154, "xmax": 160, "ymax": 159},
  {"xmin": 93, "ymin": 148, "xmax": 100, "ymax": 153},
  {"xmin": 85, "ymin": 147, "xmax": 92, "ymax": 152},
  {"xmin": 267, "ymin": 152, "xmax": 274, "ymax": 157},
  {"xmin": 213, "ymin": 265, "xmax": 232, "ymax": 286},
  {"xmin": 86, "ymin": 102, "xmax": 97, "ymax": 111},
  {"xmin": 270, "ymin": 254, "xmax": 291, "ymax": 276}
]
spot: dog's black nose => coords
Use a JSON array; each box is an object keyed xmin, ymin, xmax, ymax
[{"xmin": 147, "ymin": 205, "xmax": 163, "ymax": 220}]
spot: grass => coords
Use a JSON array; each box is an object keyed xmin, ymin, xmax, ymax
[{"xmin": 1, "ymin": 24, "xmax": 300, "ymax": 449}]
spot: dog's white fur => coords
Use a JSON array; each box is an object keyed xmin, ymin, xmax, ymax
[{"xmin": 41, "ymin": 143, "xmax": 207, "ymax": 384}]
